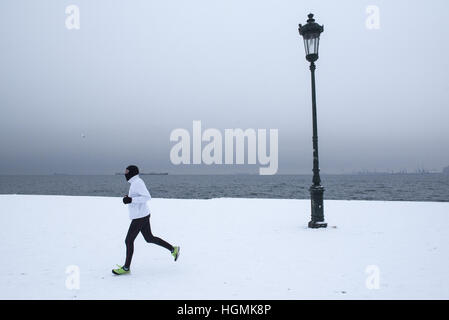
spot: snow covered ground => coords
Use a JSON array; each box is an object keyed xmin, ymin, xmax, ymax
[{"xmin": 0, "ymin": 195, "xmax": 448, "ymax": 299}]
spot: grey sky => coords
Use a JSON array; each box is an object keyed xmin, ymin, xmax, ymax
[{"xmin": 1, "ymin": 0, "xmax": 448, "ymax": 174}]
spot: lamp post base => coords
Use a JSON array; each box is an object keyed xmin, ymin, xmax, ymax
[
  {"xmin": 309, "ymin": 185, "xmax": 326, "ymax": 228},
  {"xmin": 308, "ymin": 220, "xmax": 328, "ymax": 228}
]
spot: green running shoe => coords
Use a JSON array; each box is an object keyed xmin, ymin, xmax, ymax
[
  {"xmin": 112, "ymin": 265, "xmax": 130, "ymax": 275},
  {"xmin": 172, "ymin": 246, "xmax": 180, "ymax": 261}
]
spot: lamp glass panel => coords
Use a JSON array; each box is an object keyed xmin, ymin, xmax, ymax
[{"xmin": 304, "ymin": 37, "xmax": 320, "ymax": 55}]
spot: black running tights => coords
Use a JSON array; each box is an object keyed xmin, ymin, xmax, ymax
[{"xmin": 124, "ymin": 214, "xmax": 174, "ymax": 268}]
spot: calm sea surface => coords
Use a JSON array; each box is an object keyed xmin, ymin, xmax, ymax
[{"xmin": 0, "ymin": 174, "xmax": 448, "ymax": 202}]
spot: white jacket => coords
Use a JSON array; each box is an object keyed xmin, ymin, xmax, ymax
[{"xmin": 126, "ymin": 175, "xmax": 151, "ymax": 220}]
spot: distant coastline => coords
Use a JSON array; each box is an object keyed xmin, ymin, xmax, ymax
[
  {"xmin": 114, "ymin": 172, "xmax": 169, "ymax": 176},
  {"xmin": 443, "ymin": 166, "xmax": 449, "ymax": 175}
]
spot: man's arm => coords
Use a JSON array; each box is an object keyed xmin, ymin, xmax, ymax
[{"xmin": 129, "ymin": 181, "xmax": 151, "ymax": 204}]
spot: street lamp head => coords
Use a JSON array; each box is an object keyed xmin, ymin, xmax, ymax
[{"xmin": 298, "ymin": 13, "xmax": 324, "ymax": 62}]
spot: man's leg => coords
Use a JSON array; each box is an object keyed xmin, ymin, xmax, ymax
[
  {"xmin": 141, "ymin": 215, "xmax": 174, "ymax": 252},
  {"xmin": 124, "ymin": 217, "xmax": 145, "ymax": 269}
]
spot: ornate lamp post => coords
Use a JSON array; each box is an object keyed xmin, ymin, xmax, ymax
[{"xmin": 298, "ymin": 13, "xmax": 327, "ymax": 228}]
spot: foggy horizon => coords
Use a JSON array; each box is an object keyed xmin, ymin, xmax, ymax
[{"xmin": 1, "ymin": 0, "xmax": 448, "ymax": 175}]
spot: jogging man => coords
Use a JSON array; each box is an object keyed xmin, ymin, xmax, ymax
[{"xmin": 113, "ymin": 165, "xmax": 180, "ymax": 275}]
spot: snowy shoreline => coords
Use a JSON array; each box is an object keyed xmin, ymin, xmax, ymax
[
  {"xmin": 2, "ymin": 193, "xmax": 448, "ymax": 203},
  {"xmin": 0, "ymin": 195, "xmax": 448, "ymax": 299}
]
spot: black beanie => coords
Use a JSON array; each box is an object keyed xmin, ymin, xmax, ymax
[{"xmin": 125, "ymin": 165, "xmax": 139, "ymax": 181}]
